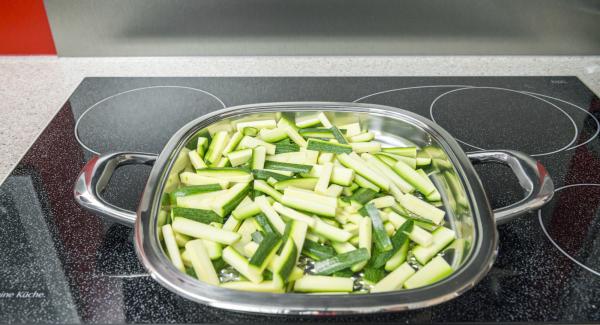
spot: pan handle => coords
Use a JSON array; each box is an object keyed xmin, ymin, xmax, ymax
[
  {"xmin": 467, "ymin": 150, "xmax": 554, "ymax": 225},
  {"xmin": 74, "ymin": 152, "xmax": 158, "ymax": 227}
]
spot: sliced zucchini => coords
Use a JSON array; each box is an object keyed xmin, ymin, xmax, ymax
[
  {"xmin": 202, "ymin": 238, "xmax": 222, "ymax": 260},
  {"xmin": 362, "ymin": 153, "xmax": 414, "ymax": 193},
  {"xmin": 222, "ymin": 246, "xmax": 263, "ymax": 284},
  {"xmin": 349, "ymin": 131, "xmax": 375, "ymax": 142},
  {"xmin": 251, "ymin": 146, "xmax": 267, "ymax": 169},
  {"xmin": 264, "ymin": 161, "xmax": 313, "ymax": 173},
  {"xmin": 188, "ymin": 150, "xmax": 208, "ymax": 169},
  {"xmin": 416, "ymin": 150, "xmax": 432, "ymax": 166},
  {"xmin": 294, "ymin": 275, "xmax": 354, "ymax": 293},
  {"xmin": 238, "ymin": 136, "xmax": 276, "ymax": 155},
  {"xmin": 365, "ymin": 203, "xmax": 393, "ymax": 252},
  {"xmin": 243, "ymin": 127, "xmax": 259, "ymax": 136},
  {"xmin": 273, "ymin": 178, "xmax": 318, "ymax": 191},
  {"xmin": 412, "ymin": 227, "xmax": 456, "ymax": 264},
  {"xmin": 180, "ymin": 172, "xmax": 230, "ymax": 188},
  {"xmin": 398, "ymin": 193, "xmax": 445, "ymax": 225},
  {"xmin": 312, "ymin": 248, "xmax": 369, "ymax": 275},
  {"xmin": 299, "ymin": 127, "xmax": 335, "ymax": 139},
  {"xmin": 314, "ymin": 162, "xmax": 333, "ymax": 194},
  {"xmin": 286, "ymin": 220, "xmax": 308, "ymax": 261},
  {"xmin": 205, "ymin": 131, "xmax": 230, "ymax": 164},
  {"xmin": 212, "ymin": 182, "xmax": 251, "ymax": 217},
  {"xmin": 171, "ymin": 207, "xmax": 223, "ymax": 224},
  {"xmin": 348, "ymin": 188, "xmax": 378, "ymax": 205},
  {"xmin": 386, "ymin": 211, "xmax": 433, "ymax": 247},
  {"xmin": 249, "ymin": 233, "xmax": 282, "ymax": 272},
  {"xmin": 369, "ymin": 196, "xmax": 396, "ymax": 209},
  {"xmin": 382, "ymin": 147, "xmax": 417, "ymax": 158},
  {"xmin": 259, "ymin": 127, "xmax": 289, "ymax": 143},
  {"xmin": 223, "ymin": 131, "xmax": 244, "ymax": 155},
  {"xmin": 324, "ymin": 184, "xmax": 344, "ymax": 197},
  {"xmin": 255, "ymin": 195, "xmax": 286, "ymax": 234},
  {"xmin": 368, "ymin": 219, "xmax": 413, "ymax": 269},
  {"xmin": 222, "ymin": 215, "xmax": 241, "ymax": 232},
  {"xmin": 282, "ymin": 124, "xmax": 308, "ymax": 147},
  {"xmin": 196, "ymin": 137, "xmax": 209, "ymax": 157},
  {"xmin": 196, "ymin": 167, "xmax": 253, "ymax": 183},
  {"xmin": 384, "ymin": 240, "xmax": 410, "ymax": 271},
  {"xmin": 271, "ymin": 237, "xmax": 298, "ymax": 282},
  {"xmin": 351, "ymin": 216, "xmax": 372, "ymax": 272},
  {"xmin": 185, "ymin": 239, "xmax": 220, "ymax": 285},
  {"xmin": 232, "ymin": 197, "xmax": 261, "ymax": 220},
  {"xmin": 169, "ymin": 184, "xmax": 223, "ymax": 205},
  {"xmin": 302, "ymin": 239, "xmax": 336, "ymax": 261},
  {"xmin": 307, "ymin": 139, "xmax": 352, "ymax": 154},
  {"xmin": 350, "ymin": 141, "xmax": 381, "ymax": 154},
  {"xmin": 392, "ymin": 160, "xmax": 435, "ymax": 196},
  {"xmin": 172, "ymin": 217, "xmax": 241, "ymax": 245},
  {"xmin": 213, "ymin": 156, "xmax": 230, "ymax": 168},
  {"xmin": 275, "ymin": 141, "xmax": 300, "ymax": 154},
  {"xmin": 371, "ymin": 262, "xmax": 415, "ymax": 293},
  {"xmin": 330, "ymin": 126, "xmax": 349, "ymax": 144},
  {"xmin": 416, "ymin": 169, "xmax": 441, "ymax": 201},
  {"xmin": 226, "ymin": 148, "xmax": 253, "ymax": 167},
  {"xmin": 272, "ymin": 202, "xmax": 317, "ymax": 227},
  {"xmin": 254, "ymin": 213, "xmax": 277, "ymax": 235},
  {"xmin": 162, "ymin": 224, "xmax": 185, "ymax": 272},
  {"xmin": 312, "ymin": 218, "xmax": 352, "ymax": 242},
  {"xmin": 403, "ymin": 256, "xmax": 453, "ymax": 289},
  {"xmin": 317, "ymin": 112, "xmax": 332, "ymax": 128},
  {"xmin": 252, "ymin": 169, "xmax": 293, "ymax": 182},
  {"xmin": 339, "ymin": 122, "xmax": 361, "ymax": 137},
  {"xmin": 176, "ymin": 190, "xmax": 225, "ymax": 210},
  {"xmin": 253, "ymin": 180, "xmax": 283, "ymax": 202},
  {"xmin": 309, "ymin": 165, "xmax": 354, "ymax": 186},
  {"xmin": 281, "ymin": 189, "xmax": 337, "ymax": 218},
  {"xmin": 295, "ymin": 114, "xmax": 321, "ymax": 128},
  {"xmin": 337, "ymin": 153, "xmax": 389, "ymax": 191}
]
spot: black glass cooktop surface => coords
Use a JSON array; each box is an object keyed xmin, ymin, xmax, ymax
[{"xmin": 1, "ymin": 77, "xmax": 599, "ymax": 323}]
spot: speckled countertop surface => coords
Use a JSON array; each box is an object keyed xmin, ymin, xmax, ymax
[{"xmin": 1, "ymin": 56, "xmax": 599, "ymax": 183}]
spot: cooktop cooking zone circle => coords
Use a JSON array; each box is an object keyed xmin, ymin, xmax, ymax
[
  {"xmin": 75, "ymin": 86, "xmax": 226, "ymax": 155},
  {"xmin": 429, "ymin": 87, "xmax": 578, "ymax": 157},
  {"xmin": 538, "ymin": 184, "xmax": 600, "ymax": 277},
  {"xmin": 355, "ymin": 85, "xmax": 599, "ymax": 158}
]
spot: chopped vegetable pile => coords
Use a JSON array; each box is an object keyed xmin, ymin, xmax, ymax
[{"xmin": 159, "ymin": 112, "xmax": 460, "ymax": 294}]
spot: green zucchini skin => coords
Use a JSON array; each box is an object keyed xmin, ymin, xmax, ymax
[
  {"xmin": 306, "ymin": 138, "xmax": 353, "ymax": 154},
  {"xmin": 302, "ymin": 239, "xmax": 336, "ymax": 261},
  {"xmin": 263, "ymin": 161, "xmax": 314, "ymax": 173},
  {"xmin": 369, "ymin": 220, "xmax": 413, "ymax": 268},
  {"xmin": 255, "ymin": 213, "xmax": 278, "ymax": 235},
  {"xmin": 252, "ymin": 169, "xmax": 293, "ymax": 181},
  {"xmin": 249, "ymin": 233, "xmax": 282, "ymax": 270},
  {"xmin": 169, "ymin": 184, "xmax": 223, "ymax": 205},
  {"xmin": 365, "ymin": 203, "xmax": 393, "ymax": 252},
  {"xmin": 171, "ymin": 207, "xmax": 223, "ymax": 224},
  {"xmin": 312, "ymin": 248, "xmax": 370, "ymax": 275}
]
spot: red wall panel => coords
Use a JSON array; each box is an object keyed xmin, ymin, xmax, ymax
[{"xmin": 0, "ymin": 0, "xmax": 56, "ymax": 55}]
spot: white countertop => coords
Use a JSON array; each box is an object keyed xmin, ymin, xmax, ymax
[{"xmin": 1, "ymin": 55, "xmax": 599, "ymax": 182}]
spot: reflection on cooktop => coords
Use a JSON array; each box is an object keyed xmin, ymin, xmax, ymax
[
  {"xmin": 539, "ymin": 184, "xmax": 600, "ymax": 276},
  {"xmin": 1, "ymin": 77, "xmax": 599, "ymax": 323}
]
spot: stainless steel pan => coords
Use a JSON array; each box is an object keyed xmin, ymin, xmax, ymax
[{"xmin": 74, "ymin": 102, "xmax": 553, "ymax": 314}]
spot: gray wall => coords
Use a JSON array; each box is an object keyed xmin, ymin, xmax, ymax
[{"xmin": 44, "ymin": 0, "xmax": 600, "ymax": 56}]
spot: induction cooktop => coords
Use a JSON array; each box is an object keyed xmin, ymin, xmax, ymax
[{"xmin": 1, "ymin": 77, "xmax": 599, "ymax": 323}]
